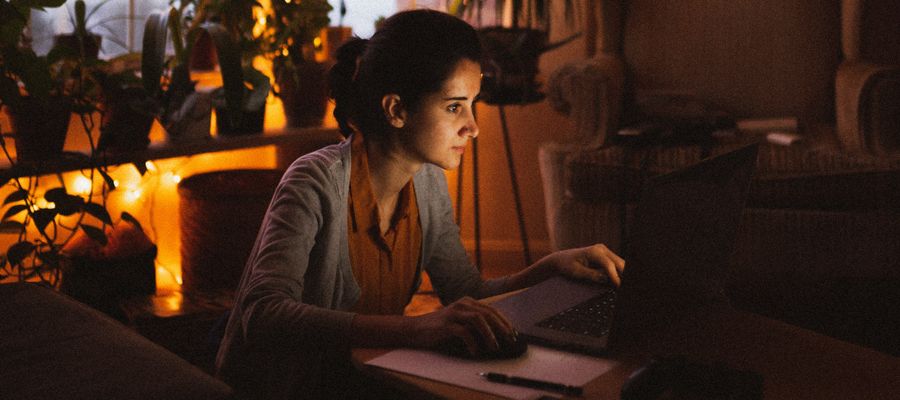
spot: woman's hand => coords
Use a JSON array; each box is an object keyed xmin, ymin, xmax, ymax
[
  {"xmin": 542, "ymin": 243, "xmax": 626, "ymax": 286},
  {"xmin": 407, "ymin": 297, "xmax": 515, "ymax": 356}
]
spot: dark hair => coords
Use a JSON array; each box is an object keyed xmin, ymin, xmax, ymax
[{"xmin": 328, "ymin": 9, "xmax": 482, "ymax": 137}]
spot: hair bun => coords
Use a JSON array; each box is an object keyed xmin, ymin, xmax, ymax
[{"xmin": 329, "ymin": 38, "xmax": 369, "ymax": 135}]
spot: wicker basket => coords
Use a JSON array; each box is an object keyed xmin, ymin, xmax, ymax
[{"xmin": 178, "ymin": 169, "xmax": 283, "ymax": 294}]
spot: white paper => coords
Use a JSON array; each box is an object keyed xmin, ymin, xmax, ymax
[{"xmin": 365, "ymin": 345, "xmax": 618, "ymax": 400}]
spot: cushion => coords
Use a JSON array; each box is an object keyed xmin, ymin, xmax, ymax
[{"xmin": 0, "ymin": 282, "xmax": 233, "ymax": 400}]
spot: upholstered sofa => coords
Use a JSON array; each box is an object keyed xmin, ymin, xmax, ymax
[
  {"xmin": 540, "ymin": 0, "xmax": 900, "ymax": 354},
  {"xmin": 0, "ymin": 282, "xmax": 234, "ymax": 399}
]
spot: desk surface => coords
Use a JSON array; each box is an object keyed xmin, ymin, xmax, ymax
[{"xmin": 353, "ymin": 305, "xmax": 900, "ymax": 400}]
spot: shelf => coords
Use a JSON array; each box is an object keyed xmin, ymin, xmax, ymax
[{"xmin": 0, "ymin": 126, "xmax": 344, "ymax": 181}]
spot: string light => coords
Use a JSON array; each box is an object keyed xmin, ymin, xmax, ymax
[
  {"xmin": 145, "ymin": 160, "xmax": 158, "ymax": 173},
  {"xmin": 125, "ymin": 189, "xmax": 143, "ymax": 203},
  {"xmin": 164, "ymin": 171, "xmax": 182, "ymax": 184},
  {"xmin": 73, "ymin": 176, "xmax": 92, "ymax": 195}
]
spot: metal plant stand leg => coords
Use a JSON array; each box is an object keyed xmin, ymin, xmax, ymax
[
  {"xmin": 473, "ymin": 136, "xmax": 482, "ymax": 268},
  {"xmin": 457, "ymin": 107, "xmax": 531, "ymax": 269},
  {"xmin": 498, "ymin": 105, "xmax": 532, "ymax": 266}
]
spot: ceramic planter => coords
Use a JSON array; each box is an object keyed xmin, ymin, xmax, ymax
[{"xmin": 8, "ymin": 96, "xmax": 73, "ymax": 162}]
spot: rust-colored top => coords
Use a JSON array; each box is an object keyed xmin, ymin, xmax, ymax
[{"xmin": 347, "ymin": 133, "xmax": 421, "ymax": 315}]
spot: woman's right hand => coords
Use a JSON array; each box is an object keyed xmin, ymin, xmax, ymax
[{"xmin": 407, "ymin": 297, "xmax": 516, "ymax": 356}]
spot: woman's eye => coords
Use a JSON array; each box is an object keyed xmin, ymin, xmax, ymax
[{"xmin": 447, "ymin": 104, "xmax": 461, "ymax": 113}]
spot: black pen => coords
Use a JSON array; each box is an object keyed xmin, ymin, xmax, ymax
[{"xmin": 479, "ymin": 372, "xmax": 583, "ymax": 396}]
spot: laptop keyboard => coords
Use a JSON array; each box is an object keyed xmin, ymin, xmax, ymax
[{"xmin": 535, "ymin": 288, "xmax": 617, "ymax": 338}]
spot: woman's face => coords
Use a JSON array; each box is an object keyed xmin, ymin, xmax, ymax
[{"xmin": 396, "ymin": 58, "xmax": 481, "ymax": 170}]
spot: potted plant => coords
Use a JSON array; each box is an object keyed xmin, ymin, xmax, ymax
[
  {"xmin": 142, "ymin": 4, "xmax": 268, "ymax": 138},
  {"xmin": 53, "ymin": 0, "xmax": 116, "ymax": 60},
  {"xmin": 449, "ymin": 0, "xmax": 581, "ymax": 105},
  {"xmin": 0, "ymin": 0, "xmax": 123, "ymax": 288},
  {"xmin": 262, "ymin": 0, "xmax": 332, "ymax": 128},
  {"xmin": 1, "ymin": 0, "xmax": 72, "ymax": 162},
  {"xmin": 194, "ymin": 0, "xmax": 271, "ymax": 135},
  {"xmin": 94, "ymin": 54, "xmax": 157, "ymax": 152}
]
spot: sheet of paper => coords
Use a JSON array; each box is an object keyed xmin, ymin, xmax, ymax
[{"xmin": 365, "ymin": 345, "xmax": 618, "ymax": 400}]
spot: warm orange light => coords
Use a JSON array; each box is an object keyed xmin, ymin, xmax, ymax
[
  {"xmin": 145, "ymin": 160, "xmax": 158, "ymax": 173},
  {"xmin": 125, "ymin": 189, "xmax": 142, "ymax": 203},
  {"xmin": 73, "ymin": 175, "xmax": 92, "ymax": 195}
]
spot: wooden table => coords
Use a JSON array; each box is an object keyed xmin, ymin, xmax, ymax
[{"xmin": 353, "ymin": 304, "xmax": 900, "ymax": 399}]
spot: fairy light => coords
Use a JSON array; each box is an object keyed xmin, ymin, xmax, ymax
[
  {"xmin": 34, "ymin": 197, "xmax": 53, "ymax": 210},
  {"xmin": 164, "ymin": 171, "xmax": 182, "ymax": 185},
  {"xmin": 157, "ymin": 265, "xmax": 184, "ymax": 286},
  {"xmin": 145, "ymin": 160, "xmax": 158, "ymax": 173},
  {"xmin": 73, "ymin": 175, "xmax": 92, "ymax": 195},
  {"xmin": 125, "ymin": 188, "xmax": 142, "ymax": 203}
]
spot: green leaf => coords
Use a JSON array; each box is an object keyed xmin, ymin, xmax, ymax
[
  {"xmin": 2, "ymin": 204, "xmax": 28, "ymax": 221},
  {"xmin": 43, "ymin": 187, "xmax": 69, "ymax": 203},
  {"xmin": 6, "ymin": 241, "xmax": 35, "ymax": 266},
  {"xmin": 141, "ymin": 10, "xmax": 170, "ymax": 95},
  {"xmin": 132, "ymin": 162, "xmax": 148, "ymax": 176},
  {"xmin": 83, "ymin": 202, "xmax": 112, "ymax": 225},
  {"xmin": 3, "ymin": 189, "xmax": 28, "ymax": 205},
  {"xmin": 36, "ymin": 251, "xmax": 60, "ymax": 269},
  {"xmin": 45, "ymin": 187, "xmax": 82, "ymax": 216},
  {"xmin": 243, "ymin": 66, "xmax": 271, "ymax": 112},
  {"xmin": 99, "ymin": 168, "xmax": 116, "ymax": 191},
  {"xmin": 6, "ymin": 48, "xmax": 53, "ymax": 100},
  {"xmin": 33, "ymin": 208, "xmax": 58, "ymax": 233},
  {"xmin": 0, "ymin": 11, "xmax": 26, "ymax": 52},
  {"xmin": 120, "ymin": 211, "xmax": 143, "ymax": 233},
  {"xmin": 0, "ymin": 220, "xmax": 25, "ymax": 233},
  {"xmin": 80, "ymin": 224, "xmax": 107, "ymax": 246},
  {"xmin": 199, "ymin": 22, "xmax": 245, "ymax": 128}
]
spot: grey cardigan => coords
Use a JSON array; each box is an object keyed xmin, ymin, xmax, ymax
[{"xmin": 215, "ymin": 137, "xmax": 507, "ymax": 399}]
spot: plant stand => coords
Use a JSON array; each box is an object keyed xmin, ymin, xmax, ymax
[{"xmin": 457, "ymin": 105, "xmax": 532, "ymax": 269}]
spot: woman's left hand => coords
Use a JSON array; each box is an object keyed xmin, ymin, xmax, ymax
[{"xmin": 543, "ymin": 244, "xmax": 626, "ymax": 286}]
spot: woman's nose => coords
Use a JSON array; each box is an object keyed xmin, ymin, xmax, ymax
[{"xmin": 462, "ymin": 115, "xmax": 479, "ymax": 138}]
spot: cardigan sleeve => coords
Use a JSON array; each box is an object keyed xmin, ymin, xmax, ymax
[
  {"xmin": 233, "ymin": 153, "xmax": 355, "ymax": 349},
  {"xmin": 416, "ymin": 165, "xmax": 512, "ymax": 304}
]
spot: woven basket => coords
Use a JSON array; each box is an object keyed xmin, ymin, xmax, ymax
[{"xmin": 178, "ymin": 169, "xmax": 283, "ymax": 294}]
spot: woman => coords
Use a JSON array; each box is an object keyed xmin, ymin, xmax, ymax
[{"xmin": 215, "ymin": 9, "xmax": 625, "ymax": 399}]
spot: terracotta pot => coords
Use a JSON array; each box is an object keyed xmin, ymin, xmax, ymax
[
  {"xmin": 8, "ymin": 96, "xmax": 73, "ymax": 162},
  {"xmin": 276, "ymin": 60, "xmax": 328, "ymax": 128}
]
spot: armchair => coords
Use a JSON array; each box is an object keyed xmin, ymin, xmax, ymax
[{"xmin": 540, "ymin": 0, "xmax": 900, "ymax": 354}]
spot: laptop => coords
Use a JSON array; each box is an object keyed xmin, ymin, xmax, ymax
[{"xmin": 492, "ymin": 144, "xmax": 759, "ymax": 355}]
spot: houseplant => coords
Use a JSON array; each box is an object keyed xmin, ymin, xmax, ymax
[
  {"xmin": 449, "ymin": 0, "xmax": 581, "ymax": 105},
  {"xmin": 1, "ymin": 0, "xmax": 72, "ymax": 162},
  {"xmin": 0, "ymin": 0, "xmax": 122, "ymax": 287},
  {"xmin": 262, "ymin": 0, "xmax": 332, "ymax": 127},
  {"xmin": 194, "ymin": 0, "xmax": 271, "ymax": 135},
  {"xmin": 145, "ymin": 2, "xmax": 269, "ymax": 137}
]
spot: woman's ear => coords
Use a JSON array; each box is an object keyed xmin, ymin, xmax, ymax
[{"xmin": 381, "ymin": 94, "xmax": 406, "ymax": 129}]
